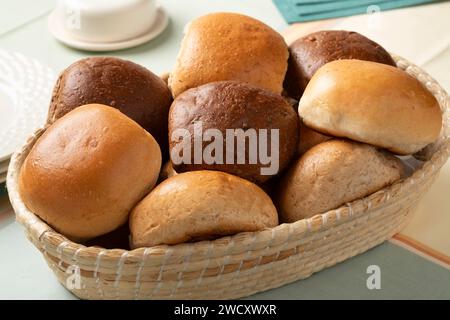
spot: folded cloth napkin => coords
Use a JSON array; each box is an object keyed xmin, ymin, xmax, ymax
[{"xmin": 274, "ymin": 0, "xmax": 442, "ymax": 23}]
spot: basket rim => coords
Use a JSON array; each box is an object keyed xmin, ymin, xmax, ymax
[{"xmin": 6, "ymin": 54, "xmax": 450, "ymax": 261}]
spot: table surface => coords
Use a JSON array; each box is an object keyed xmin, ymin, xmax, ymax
[{"xmin": 0, "ymin": 0, "xmax": 449, "ymax": 300}]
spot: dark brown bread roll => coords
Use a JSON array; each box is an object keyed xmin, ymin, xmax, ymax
[
  {"xmin": 168, "ymin": 81, "xmax": 300, "ymax": 184},
  {"xmin": 85, "ymin": 223, "xmax": 130, "ymax": 250},
  {"xmin": 48, "ymin": 57, "xmax": 173, "ymax": 156},
  {"xmin": 284, "ymin": 30, "xmax": 396, "ymax": 99},
  {"xmin": 298, "ymin": 119, "xmax": 332, "ymax": 155},
  {"xmin": 157, "ymin": 161, "xmax": 178, "ymax": 184}
]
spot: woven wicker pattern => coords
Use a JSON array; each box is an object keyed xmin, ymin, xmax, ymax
[{"xmin": 6, "ymin": 55, "xmax": 450, "ymax": 300}]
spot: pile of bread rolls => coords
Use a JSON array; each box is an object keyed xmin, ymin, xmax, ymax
[{"xmin": 18, "ymin": 13, "xmax": 442, "ymax": 249}]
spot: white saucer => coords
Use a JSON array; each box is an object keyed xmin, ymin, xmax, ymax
[
  {"xmin": 48, "ymin": 6, "xmax": 169, "ymax": 52},
  {"xmin": 0, "ymin": 50, "xmax": 55, "ymax": 162}
]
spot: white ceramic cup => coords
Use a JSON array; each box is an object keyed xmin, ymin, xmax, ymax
[{"xmin": 54, "ymin": 0, "xmax": 158, "ymax": 43}]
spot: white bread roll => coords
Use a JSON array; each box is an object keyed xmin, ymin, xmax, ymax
[
  {"xmin": 168, "ymin": 12, "xmax": 289, "ymax": 97},
  {"xmin": 277, "ymin": 140, "xmax": 404, "ymax": 222},
  {"xmin": 19, "ymin": 104, "xmax": 162, "ymax": 240},
  {"xmin": 298, "ymin": 59, "xmax": 442, "ymax": 154},
  {"xmin": 130, "ymin": 170, "xmax": 278, "ymax": 248}
]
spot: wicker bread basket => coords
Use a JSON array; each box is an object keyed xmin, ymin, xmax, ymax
[{"xmin": 6, "ymin": 55, "xmax": 450, "ymax": 300}]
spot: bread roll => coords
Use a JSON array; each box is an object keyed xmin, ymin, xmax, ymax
[
  {"xmin": 298, "ymin": 60, "xmax": 442, "ymax": 154},
  {"xmin": 168, "ymin": 81, "xmax": 299, "ymax": 184},
  {"xmin": 85, "ymin": 223, "xmax": 130, "ymax": 250},
  {"xmin": 48, "ymin": 57, "xmax": 172, "ymax": 156},
  {"xmin": 298, "ymin": 120, "xmax": 332, "ymax": 155},
  {"xmin": 130, "ymin": 171, "xmax": 278, "ymax": 248},
  {"xmin": 284, "ymin": 30, "xmax": 396, "ymax": 99},
  {"xmin": 169, "ymin": 12, "xmax": 288, "ymax": 97},
  {"xmin": 277, "ymin": 140, "xmax": 404, "ymax": 222},
  {"xmin": 158, "ymin": 161, "xmax": 177, "ymax": 182},
  {"xmin": 160, "ymin": 72, "xmax": 170, "ymax": 85},
  {"xmin": 19, "ymin": 104, "xmax": 162, "ymax": 240}
]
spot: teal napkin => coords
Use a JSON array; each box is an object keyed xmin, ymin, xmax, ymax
[{"xmin": 273, "ymin": 0, "xmax": 442, "ymax": 23}]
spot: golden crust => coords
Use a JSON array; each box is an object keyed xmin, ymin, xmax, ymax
[
  {"xmin": 298, "ymin": 59, "xmax": 442, "ymax": 155},
  {"xmin": 19, "ymin": 104, "xmax": 162, "ymax": 240},
  {"xmin": 130, "ymin": 170, "xmax": 278, "ymax": 248},
  {"xmin": 169, "ymin": 12, "xmax": 289, "ymax": 97}
]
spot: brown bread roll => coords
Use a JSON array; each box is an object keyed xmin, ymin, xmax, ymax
[
  {"xmin": 168, "ymin": 81, "xmax": 300, "ymax": 184},
  {"xmin": 130, "ymin": 171, "xmax": 278, "ymax": 248},
  {"xmin": 284, "ymin": 30, "xmax": 396, "ymax": 99},
  {"xmin": 276, "ymin": 140, "xmax": 404, "ymax": 222},
  {"xmin": 298, "ymin": 59, "xmax": 442, "ymax": 155},
  {"xmin": 48, "ymin": 57, "xmax": 172, "ymax": 156},
  {"xmin": 298, "ymin": 120, "xmax": 332, "ymax": 155},
  {"xmin": 19, "ymin": 104, "xmax": 162, "ymax": 240},
  {"xmin": 169, "ymin": 12, "xmax": 289, "ymax": 97},
  {"xmin": 85, "ymin": 223, "xmax": 130, "ymax": 250},
  {"xmin": 157, "ymin": 161, "xmax": 178, "ymax": 183}
]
